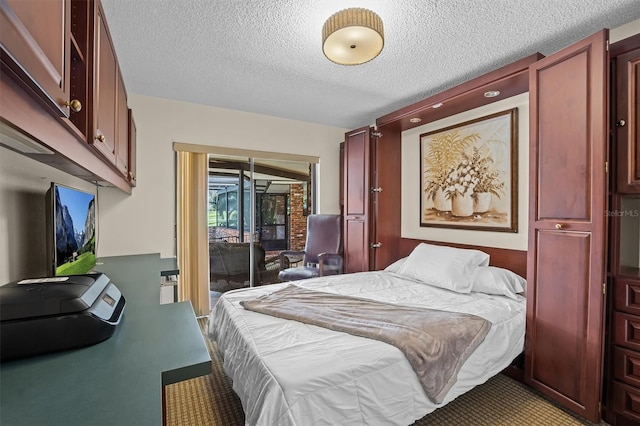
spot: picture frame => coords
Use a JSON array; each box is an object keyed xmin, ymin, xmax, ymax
[{"xmin": 420, "ymin": 108, "xmax": 518, "ymax": 232}]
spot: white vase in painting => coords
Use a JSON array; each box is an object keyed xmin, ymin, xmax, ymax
[
  {"xmin": 433, "ymin": 187, "xmax": 451, "ymax": 212},
  {"xmin": 473, "ymin": 192, "xmax": 492, "ymax": 213},
  {"xmin": 452, "ymin": 193, "xmax": 474, "ymax": 217}
]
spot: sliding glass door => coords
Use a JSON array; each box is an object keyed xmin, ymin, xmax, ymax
[{"xmin": 207, "ymin": 155, "xmax": 314, "ymax": 293}]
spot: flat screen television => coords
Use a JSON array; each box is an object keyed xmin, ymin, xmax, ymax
[{"xmin": 45, "ymin": 183, "xmax": 97, "ymax": 276}]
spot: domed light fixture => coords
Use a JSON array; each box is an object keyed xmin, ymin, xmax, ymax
[{"xmin": 322, "ymin": 8, "xmax": 384, "ymax": 66}]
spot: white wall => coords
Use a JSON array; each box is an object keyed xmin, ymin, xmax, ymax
[
  {"xmin": 96, "ymin": 94, "xmax": 347, "ymax": 259},
  {"xmin": 0, "ymin": 147, "xmax": 97, "ymax": 284},
  {"xmin": 611, "ymin": 18, "xmax": 640, "ymax": 42},
  {"xmin": 401, "ymin": 93, "xmax": 529, "ymax": 250},
  {"xmin": 0, "ymin": 97, "xmax": 346, "ymax": 283}
]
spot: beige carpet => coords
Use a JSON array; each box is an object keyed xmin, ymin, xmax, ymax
[{"xmin": 165, "ymin": 318, "xmax": 598, "ymax": 426}]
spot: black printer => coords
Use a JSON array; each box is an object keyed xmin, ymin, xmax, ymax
[{"xmin": 0, "ymin": 273, "xmax": 125, "ymax": 361}]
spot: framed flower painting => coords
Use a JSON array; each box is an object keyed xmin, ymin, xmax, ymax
[{"xmin": 420, "ymin": 108, "xmax": 518, "ymax": 232}]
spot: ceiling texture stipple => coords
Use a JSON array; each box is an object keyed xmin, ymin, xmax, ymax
[{"xmin": 100, "ymin": 0, "xmax": 640, "ymax": 130}]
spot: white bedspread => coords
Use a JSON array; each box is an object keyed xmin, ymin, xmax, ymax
[{"xmin": 208, "ymin": 271, "xmax": 526, "ymax": 426}]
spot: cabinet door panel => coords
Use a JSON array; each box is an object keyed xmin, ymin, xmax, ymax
[
  {"xmin": 343, "ymin": 126, "xmax": 371, "ymax": 272},
  {"xmin": 614, "ymin": 346, "xmax": 640, "ymax": 388},
  {"xmin": 616, "ymin": 47, "xmax": 640, "ymax": 193},
  {"xmin": 536, "ymin": 51, "xmax": 590, "ymax": 221},
  {"xmin": 0, "ymin": 0, "xmax": 70, "ymax": 115},
  {"xmin": 530, "ymin": 231, "xmax": 591, "ymax": 400},
  {"xmin": 91, "ymin": 4, "xmax": 117, "ymax": 164},
  {"xmin": 615, "ymin": 278, "xmax": 640, "ymax": 315},
  {"xmin": 115, "ymin": 71, "xmax": 129, "ymax": 175},
  {"xmin": 526, "ymin": 30, "xmax": 608, "ymax": 423}
]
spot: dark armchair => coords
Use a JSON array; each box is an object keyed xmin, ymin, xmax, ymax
[
  {"xmin": 278, "ymin": 214, "xmax": 343, "ymax": 282},
  {"xmin": 209, "ymin": 242, "xmax": 280, "ymax": 293}
]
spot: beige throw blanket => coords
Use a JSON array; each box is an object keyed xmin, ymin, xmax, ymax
[{"xmin": 240, "ymin": 285, "xmax": 491, "ymax": 404}]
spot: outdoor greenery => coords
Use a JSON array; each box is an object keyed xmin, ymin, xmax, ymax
[{"xmin": 56, "ymin": 251, "xmax": 96, "ymax": 275}]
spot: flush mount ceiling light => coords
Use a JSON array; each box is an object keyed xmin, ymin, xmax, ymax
[{"xmin": 322, "ymin": 8, "xmax": 384, "ymax": 66}]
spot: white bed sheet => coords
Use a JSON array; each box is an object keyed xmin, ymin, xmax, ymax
[{"xmin": 208, "ymin": 271, "xmax": 525, "ymax": 426}]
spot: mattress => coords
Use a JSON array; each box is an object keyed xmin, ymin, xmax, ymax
[{"xmin": 208, "ymin": 271, "xmax": 526, "ymax": 426}]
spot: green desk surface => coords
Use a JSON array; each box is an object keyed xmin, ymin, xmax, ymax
[{"xmin": 0, "ymin": 253, "xmax": 211, "ymax": 426}]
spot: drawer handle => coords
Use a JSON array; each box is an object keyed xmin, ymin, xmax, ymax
[
  {"xmin": 95, "ymin": 134, "xmax": 106, "ymax": 142},
  {"xmin": 63, "ymin": 99, "xmax": 82, "ymax": 112},
  {"xmin": 555, "ymin": 223, "xmax": 564, "ymax": 230}
]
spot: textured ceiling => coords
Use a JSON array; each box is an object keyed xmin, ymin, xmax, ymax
[{"xmin": 100, "ymin": 0, "xmax": 640, "ymax": 130}]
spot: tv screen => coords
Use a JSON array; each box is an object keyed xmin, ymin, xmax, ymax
[{"xmin": 46, "ymin": 183, "xmax": 97, "ymax": 276}]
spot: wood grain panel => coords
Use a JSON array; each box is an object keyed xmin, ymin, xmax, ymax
[
  {"xmin": 530, "ymin": 230, "xmax": 590, "ymax": 402},
  {"xmin": 91, "ymin": 2, "xmax": 117, "ymax": 163},
  {"xmin": 615, "ymin": 278, "xmax": 640, "ymax": 316},
  {"xmin": 526, "ymin": 30, "xmax": 608, "ymax": 423},
  {"xmin": 615, "ymin": 45, "xmax": 640, "ymax": 193},
  {"xmin": 537, "ymin": 50, "xmax": 590, "ymax": 221},
  {"xmin": 115, "ymin": 70, "xmax": 128, "ymax": 175},
  {"xmin": 614, "ymin": 346, "xmax": 640, "ymax": 388},
  {"xmin": 612, "ymin": 381, "xmax": 640, "ymax": 423},
  {"xmin": 344, "ymin": 218, "xmax": 367, "ymax": 273},
  {"xmin": 615, "ymin": 312, "xmax": 640, "ymax": 352},
  {"xmin": 0, "ymin": 70, "xmax": 131, "ymax": 193},
  {"xmin": 373, "ymin": 126, "xmax": 401, "ymax": 269},
  {"xmin": 343, "ymin": 126, "xmax": 371, "ymax": 272},
  {"xmin": 0, "ymin": 0, "xmax": 70, "ymax": 116}
]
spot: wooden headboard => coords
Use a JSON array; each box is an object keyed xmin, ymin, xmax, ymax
[{"xmin": 397, "ymin": 238, "xmax": 527, "ymax": 278}]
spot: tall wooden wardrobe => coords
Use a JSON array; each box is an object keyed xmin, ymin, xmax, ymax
[
  {"xmin": 606, "ymin": 33, "xmax": 640, "ymax": 426},
  {"xmin": 341, "ymin": 27, "xmax": 640, "ymax": 425}
]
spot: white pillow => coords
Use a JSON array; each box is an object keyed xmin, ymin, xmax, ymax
[
  {"xmin": 384, "ymin": 257, "xmax": 407, "ymax": 273},
  {"xmin": 396, "ymin": 243, "xmax": 490, "ymax": 293},
  {"xmin": 471, "ymin": 266, "xmax": 526, "ymax": 300}
]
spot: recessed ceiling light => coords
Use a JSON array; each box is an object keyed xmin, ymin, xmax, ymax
[
  {"xmin": 409, "ymin": 117, "xmax": 422, "ymax": 123},
  {"xmin": 484, "ymin": 90, "xmax": 500, "ymax": 98},
  {"xmin": 432, "ymin": 103, "xmax": 443, "ymax": 108}
]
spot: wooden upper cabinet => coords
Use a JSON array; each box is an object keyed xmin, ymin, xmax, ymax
[
  {"xmin": 526, "ymin": 29, "xmax": 609, "ymax": 423},
  {"xmin": 615, "ymin": 45, "xmax": 640, "ymax": 193},
  {"xmin": 343, "ymin": 126, "xmax": 372, "ymax": 273},
  {"xmin": 115, "ymin": 71, "xmax": 129, "ymax": 176},
  {"xmin": 91, "ymin": 1, "xmax": 117, "ymax": 164},
  {"xmin": 0, "ymin": 0, "xmax": 71, "ymax": 117}
]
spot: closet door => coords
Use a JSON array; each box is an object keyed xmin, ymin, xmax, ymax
[
  {"xmin": 526, "ymin": 30, "xmax": 609, "ymax": 423},
  {"xmin": 343, "ymin": 126, "xmax": 373, "ymax": 273}
]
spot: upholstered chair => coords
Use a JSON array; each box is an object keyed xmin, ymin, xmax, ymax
[{"xmin": 278, "ymin": 214, "xmax": 343, "ymax": 282}]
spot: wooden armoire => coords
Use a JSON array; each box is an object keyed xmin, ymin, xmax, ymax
[{"xmin": 341, "ymin": 28, "xmax": 640, "ymax": 424}]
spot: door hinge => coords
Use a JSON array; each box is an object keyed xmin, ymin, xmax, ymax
[
  {"xmin": 603, "ymin": 283, "xmax": 606, "ymax": 295},
  {"xmin": 370, "ymin": 130, "xmax": 383, "ymax": 139},
  {"xmin": 370, "ymin": 242, "xmax": 382, "ymax": 249},
  {"xmin": 370, "ymin": 187, "xmax": 383, "ymax": 193},
  {"xmin": 605, "ymin": 161, "xmax": 608, "ymax": 173},
  {"xmin": 606, "ymin": 39, "xmax": 609, "ymax": 52}
]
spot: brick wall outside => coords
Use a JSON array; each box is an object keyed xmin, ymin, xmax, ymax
[{"xmin": 289, "ymin": 184, "xmax": 307, "ymax": 251}]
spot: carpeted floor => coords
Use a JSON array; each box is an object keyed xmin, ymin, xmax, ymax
[{"xmin": 165, "ymin": 318, "xmax": 599, "ymax": 426}]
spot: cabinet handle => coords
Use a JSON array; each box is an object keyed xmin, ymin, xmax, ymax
[
  {"xmin": 63, "ymin": 99, "xmax": 82, "ymax": 112},
  {"xmin": 127, "ymin": 171, "xmax": 134, "ymax": 180},
  {"xmin": 555, "ymin": 223, "xmax": 564, "ymax": 230},
  {"xmin": 370, "ymin": 242, "xmax": 382, "ymax": 248},
  {"xmin": 616, "ymin": 119, "xmax": 626, "ymax": 127},
  {"xmin": 95, "ymin": 134, "xmax": 106, "ymax": 142},
  {"xmin": 370, "ymin": 187, "xmax": 383, "ymax": 193}
]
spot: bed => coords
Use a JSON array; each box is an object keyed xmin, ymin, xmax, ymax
[{"xmin": 208, "ymin": 243, "xmax": 527, "ymax": 425}]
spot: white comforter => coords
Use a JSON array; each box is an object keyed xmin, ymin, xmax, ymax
[{"xmin": 208, "ymin": 271, "xmax": 525, "ymax": 426}]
